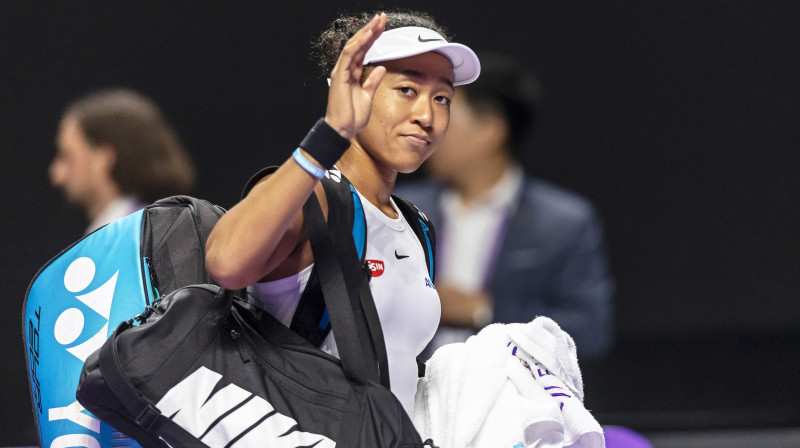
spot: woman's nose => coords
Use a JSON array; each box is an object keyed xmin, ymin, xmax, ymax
[{"xmin": 411, "ymin": 98, "xmax": 434, "ymax": 128}]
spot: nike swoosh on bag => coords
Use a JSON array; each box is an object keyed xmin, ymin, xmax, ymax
[
  {"xmin": 394, "ymin": 250, "xmax": 409, "ymax": 260},
  {"xmin": 418, "ymin": 35, "xmax": 445, "ymax": 43}
]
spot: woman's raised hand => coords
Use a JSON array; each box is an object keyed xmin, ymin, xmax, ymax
[{"xmin": 324, "ymin": 13, "xmax": 388, "ymax": 140}]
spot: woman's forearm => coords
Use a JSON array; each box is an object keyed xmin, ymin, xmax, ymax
[{"xmin": 205, "ymin": 155, "xmax": 321, "ymax": 289}]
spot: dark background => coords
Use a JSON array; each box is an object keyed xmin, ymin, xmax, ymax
[{"xmin": 2, "ymin": 1, "xmax": 798, "ymax": 445}]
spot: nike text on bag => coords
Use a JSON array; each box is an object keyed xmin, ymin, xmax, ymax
[
  {"xmin": 22, "ymin": 196, "xmax": 225, "ymax": 448},
  {"xmin": 76, "ymin": 191, "xmax": 437, "ymax": 447}
]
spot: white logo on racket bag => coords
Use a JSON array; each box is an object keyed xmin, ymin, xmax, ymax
[
  {"xmin": 156, "ymin": 366, "xmax": 335, "ymax": 448},
  {"xmin": 56, "ymin": 256, "xmax": 119, "ymax": 362}
]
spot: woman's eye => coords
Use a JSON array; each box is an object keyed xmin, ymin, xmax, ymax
[
  {"xmin": 435, "ymin": 96, "xmax": 452, "ymax": 105},
  {"xmin": 398, "ymin": 87, "xmax": 415, "ymax": 96}
]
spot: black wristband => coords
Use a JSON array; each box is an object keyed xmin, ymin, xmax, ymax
[{"xmin": 298, "ymin": 118, "xmax": 351, "ymax": 169}]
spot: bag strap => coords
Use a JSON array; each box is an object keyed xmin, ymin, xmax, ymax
[
  {"xmin": 393, "ymin": 194, "xmax": 436, "ymax": 282},
  {"xmin": 242, "ymin": 167, "xmax": 333, "ymax": 348},
  {"xmin": 355, "ymin": 270, "xmax": 390, "ymax": 387},
  {"xmin": 391, "ymin": 194, "xmax": 436, "ymax": 378},
  {"xmin": 242, "ymin": 166, "xmax": 392, "ymax": 387},
  {"xmin": 320, "ymin": 177, "xmax": 390, "ymax": 388},
  {"xmin": 302, "ymin": 192, "xmax": 375, "ymax": 385}
]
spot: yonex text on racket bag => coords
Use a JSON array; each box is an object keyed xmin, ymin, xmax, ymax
[
  {"xmin": 76, "ymin": 192, "xmax": 436, "ymax": 448},
  {"xmin": 22, "ymin": 195, "xmax": 225, "ymax": 448}
]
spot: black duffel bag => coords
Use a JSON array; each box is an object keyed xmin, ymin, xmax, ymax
[{"xmin": 76, "ymin": 192, "xmax": 435, "ymax": 447}]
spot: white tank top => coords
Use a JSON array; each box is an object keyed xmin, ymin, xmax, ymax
[{"xmin": 247, "ymin": 189, "xmax": 441, "ymax": 415}]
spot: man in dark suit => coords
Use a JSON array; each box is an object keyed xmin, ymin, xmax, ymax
[{"xmin": 396, "ymin": 54, "xmax": 614, "ymax": 360}]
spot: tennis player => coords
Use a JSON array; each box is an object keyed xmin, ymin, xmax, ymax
[{"xmin": 206, "ymin": 10, "xmax": 480, "ymax": 415}]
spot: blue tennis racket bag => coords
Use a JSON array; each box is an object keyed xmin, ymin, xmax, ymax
[{"xmin": 22, "ymin": 195, "xmax": 225, "ymax": 448}]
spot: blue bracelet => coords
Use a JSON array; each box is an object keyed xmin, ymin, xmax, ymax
[{"xmin": 292, "ymin": 148, "xmax": 326, "ymax": 180}]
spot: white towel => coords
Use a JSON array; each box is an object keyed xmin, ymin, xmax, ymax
[
  {"xmin": 473, "ymin": 354, "xmax": 565, "ymax": 448},
  {"xmin": 507, "ymin": 318, "xmax": 583, "ymax": 401},
  {"xmin": 413, "ymin": 318, "xmax": 604, "ymax": 448},
  {"xmin": 414, "ymin": 324, "xmax": 509, "ymax": 448},
  {"xmin": 507, "ymin": 318, "xmax": 604, "ymax": 447}
]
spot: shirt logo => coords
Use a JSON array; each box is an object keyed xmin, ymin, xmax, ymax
[
  {"xmin": 366, "ymin": 260, "xmax": 384, "ymax": 277},
  {"xmin": 394, "ymin": 250, "xmax": 409, "ymax": 260}
]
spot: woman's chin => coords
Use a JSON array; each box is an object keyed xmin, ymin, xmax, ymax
[{"xmin": 395, "ymin": 157, "xmax": 429, "ymax": 174}]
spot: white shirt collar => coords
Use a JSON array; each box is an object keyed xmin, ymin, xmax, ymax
[
  {"xmin": 85, "ymin": 195, "xmax": 145, "ymax": 235},
  {"xmin": 442, "ymin": 163, "xmax": 524, "ymax": 214}
]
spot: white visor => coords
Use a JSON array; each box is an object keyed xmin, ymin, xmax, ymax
[{"xmin": 363, "ymin": 26, "xmax": 481, "ymax": 86}]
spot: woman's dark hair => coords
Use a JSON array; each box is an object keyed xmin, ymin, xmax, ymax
[
  {"xmin": 65, "ymin": 89, "xmax": 196, "ymax": 203},
  {"xmin": 313, "ymin": 9, "xmax": 450, "ymax": 77}
]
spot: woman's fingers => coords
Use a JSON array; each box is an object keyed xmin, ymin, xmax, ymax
[
  {"xmin": 355, "ymin": 12, "xmax": 386, "ymax": 47},
  {"xmin": 352, "ymin": 13, "xmax": 386, "ymax": 66},
  {"xmin": 340, "ymin": 13, "xmax": 386, "ymax": 80},
  {"xmin": 361, "ymin": 65, "xmax": 386, "ymax": 97},
  {"xmin": 324, "ymin": 13, "xmax": 388, "ymax": 139}
]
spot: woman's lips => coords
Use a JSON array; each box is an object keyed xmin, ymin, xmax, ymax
[{"xmin": 403, "ymin": 134, "xmax": 430, "ymax": 148}]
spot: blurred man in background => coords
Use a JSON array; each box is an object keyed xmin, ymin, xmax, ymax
[
  {"xmin": 50, "ymin": 88, "xmax": 195, "ymax": 234},
  {"xmin": 397, "ymin": 54, "xmax": 614, "ymax": 361}
]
